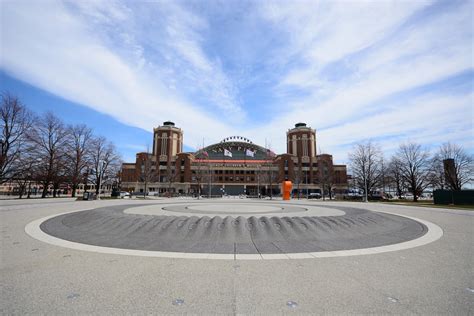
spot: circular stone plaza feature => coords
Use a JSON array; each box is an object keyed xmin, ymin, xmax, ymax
[{"xmin": 25, "ymin": 200, "xmax": 443, "ymax": 260}]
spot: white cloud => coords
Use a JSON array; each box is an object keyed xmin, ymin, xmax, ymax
[
  {"xmin": 0, "ymin": 0, "xmax": 238, "ymax": 148},
  {"xmin": 249, "ymin": 0, "xmax": 473, "ymax": 162},
  {"xmin": 319, "ymin": 92, "xmax": 473, "ymax": 162},
  {"xmin": 261, "ymin": 1, "xmax": 430, "ymax": 67},
  {"xmin": 1, "ymin": 0, "xmax": 472, "ymax": 165}
]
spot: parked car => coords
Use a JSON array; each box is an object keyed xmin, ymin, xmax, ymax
[
  {"xmin": 384, "ymin": 192, "xmax": 393, "ymax": 199},
  {"xmin": 120, "ymin": 191, "xmax": 131, "ymax": 198},
  {"xmin": 369, "ymin": 191, "xmax": 386, "ymax": 200},
  {"xmin": 308, "ymin": 192, "xmax": 322, "ymax": 199},
  {"xmin": 343, "ymin": 189, "xmax": 363, "ymax": 200}
]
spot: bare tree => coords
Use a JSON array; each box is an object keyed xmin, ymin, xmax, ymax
[
  {"xmin": 318, "ymin": 159, "xmax": 334, "ymax": 200},
  {"xmin": 90, "ymin": 136, "xmax": 121, "ymax": 195},
  {"xmin": 139, "ymin": 149, "xmax": 158, "ymax": 198},
  {"xmin": 27, "ymin": 112, "xmax": 69, "ymax": 198},
  {"xmin": 387, "ymin": 157, "xmax": 406, "ymax": 199},
  {"xmin": 193, "ymin": 151, "xmax": 209, "ymax": 198},
  {"xmin": 165, "ymin": 164, "xmax": 177, "ymax": 197},
  {"xmin": 433, "ymin": 142, "xmax": 473, "ymax": 190},
  {"xmin": 257, "ymin": 163, "xmax": 276, "ymax": 198},
  {"xmin": 348, "ymin": 141, "xmax": 383, "ymax": 200},
  {"xmin": 427, "ymin": 157, "xmax": 446, "ymax": 191},
  {"xmin": 264, "ymin": 164, "xmax": 278, "ymax": 199},
  {"xmin": 0, "ymin": 93, "xmax": 33, "ymax": 184},
  {"xmin": 265, "ymin": 148, "xmax": 277, "ymax": 199},
  {"xmin": 50, "ymin": 148, "xmax": 69, "ymax": 197},
  {"xmin": 14, "ymin": 151, "xmax": 38, "ymax": 199},
  {"xmin": 395, "ymin": 143, "xmax": 431, "ymax": 202},
  {"xmin": 66, "ymin": 124, "xmax": 92, "ymax": 197}
]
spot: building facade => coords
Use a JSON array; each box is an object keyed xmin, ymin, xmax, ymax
[{"xmin": 120, "ymin": 122, "xmax": 348, "ymax": 196}]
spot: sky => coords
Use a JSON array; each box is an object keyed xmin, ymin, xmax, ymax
[{"xmin": 1, "ymin": 0, "xmax": 473, "ymax": 164}]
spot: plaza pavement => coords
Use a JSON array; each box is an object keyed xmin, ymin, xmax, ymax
[{"xmin": 1, "ymin": 197, "xmax": 472, "ymax": 314}]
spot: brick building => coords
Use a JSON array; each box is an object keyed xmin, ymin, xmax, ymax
[{"xmin": 120, "ymin": 122, "xmax": 348, "ymax": 196}]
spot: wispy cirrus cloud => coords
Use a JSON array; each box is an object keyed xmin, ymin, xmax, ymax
[
  {"xmin": 318, "ymin": 91, "xmax": 473, "ymax": 159},
  {"xmin": 246, "ymin": 0, "xmax": 473, "ymax": 160},
  {"xmin": 1, "ymin": 0, "xmax": 241, "ymax": 148},
  {"xmin": 1, "ymin": 0, "xmax": 472, "ymax": 163}
]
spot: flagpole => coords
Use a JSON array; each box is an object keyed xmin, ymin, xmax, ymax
[
  {"xmin": 197, "ymin": 143, "xmax": 201, "ymax": 198},
  {"xmin": 208, "ymin": 145, "xmax": 211, "ymax": 199},
  {"xmin": 202, "ymin": 138, "xmax": 204, "ymax": 199},
  {"xmin": 222, "ymin": 146, "xmax": 226, "ymax": 197},
  {"xmin": 266, "ymin": 140, "xmax": 272, "ymax": 200},
  {"xmin": 244, "ymin": 145, "xmax": 246, "ymax": 167}
]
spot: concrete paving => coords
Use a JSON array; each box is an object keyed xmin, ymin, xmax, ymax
[
  {"xmin": 1, "ymin": 198, "xmax": 473, "ymax": 314},
  {"xmin": 125, "ymin": 201, "xmax": 345, "ymax": 217},
  {"xmin": 37, "ymin": 201, "xmax": 427, "ymax": 254}
]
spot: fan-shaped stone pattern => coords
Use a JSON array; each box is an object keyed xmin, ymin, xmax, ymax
[{"xmin": 40, "ymin": 204, "xmax": 427, "ymax": 254}]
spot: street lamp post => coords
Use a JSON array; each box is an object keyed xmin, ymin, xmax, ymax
[
  {"xmin": 97, "ymin": 161, "xmax": 106, "ymax": 200},
  {"xmin": 305, "ymin": 169, "xmax": 308, "ymax": 199},
  {"xmin": 208, "ymin": 160, "xmax": 212, "ymax": 198},
  {"xmin": 269, "ymin": 164, "xmax": 273, "ymax": 200},
  {"xmin": 364, "ymin": 164, "xmax": 368, "ymax": 203},
  {"xmin": 83, "ymin": 168, "xmax": 89, "ymax": 193},
  {"xmin": 257, "ymin": 165, "xmax": 260, "ymax": 198}
]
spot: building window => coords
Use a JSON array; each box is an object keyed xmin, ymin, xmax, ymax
[
  {"xmin": 161, "ymin": 133, "xmax": 167, "ymax": 155},
  {"xmin": 292, "ymin": 135, "xmax": 297, "ymax": 155}
]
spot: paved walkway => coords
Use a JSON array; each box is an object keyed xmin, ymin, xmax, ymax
[
  {"xmin": 1, "ymin": 198, "xmax": 472, "ymax": 314},
  {"xmin": 36, "ymin": 201, "xmax": 428, "ymax": 256}
]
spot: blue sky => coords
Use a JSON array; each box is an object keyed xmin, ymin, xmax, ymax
[{"xmin": 1, "ymin": 0, "xmax": 472, "ymax": 164}]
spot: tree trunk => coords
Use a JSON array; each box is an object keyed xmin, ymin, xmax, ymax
[
  {"xmin": 41, "ymin": 185, "xmax": 48, "ymax": 198},
  {"xmin": 396, "ymin": 183, "xmax": 403, "ymax": 199},
  {"xmin": 27, "ymin": 182, "xmax": 31, "ymax": 199}
]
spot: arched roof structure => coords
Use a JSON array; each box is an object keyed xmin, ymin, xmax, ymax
[{"xmin": 195, "ymin": 136, "xmax": 274, "ymax": 161}]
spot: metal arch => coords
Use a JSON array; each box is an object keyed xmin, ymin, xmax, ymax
[
  {"xmin": 220, "ymin": 135, "xmax": 253, "ymax": 144},
  {"xmin": 201, "ymin": 140, "xmax": 267, "ymax": 153}
]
